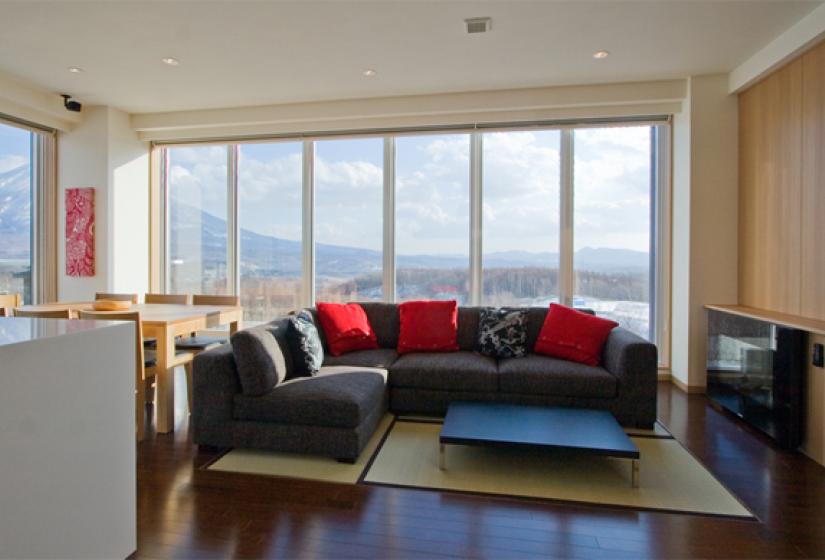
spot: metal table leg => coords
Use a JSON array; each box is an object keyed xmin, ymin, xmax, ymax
[
  {"xmin": 439, "ymin": 443, "xmax": 446, "ymax": 470},
  {"xmin": 631, "ymin": 459, "xmax": 640, "ymax": 488}
]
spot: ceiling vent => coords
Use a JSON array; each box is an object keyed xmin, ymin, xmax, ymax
[{"xmin": 465, "ymin": 17, "xmax": 492, "ymax": 34}]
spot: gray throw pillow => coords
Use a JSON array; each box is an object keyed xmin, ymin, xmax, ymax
[
  {"xmin": 230, "ymin": 326, "xmax": 289, "ymax": 395},
  {"xmin": 288, "ymin": 309, "xmax": 324, "ymax": 378},
  {"xmin": 477, "ymin": 307, "xmax": 528, "ymax": 358}
]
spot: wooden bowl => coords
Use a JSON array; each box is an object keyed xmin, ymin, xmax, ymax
[{"xmin": 92, "ymin": 300, "xmax": 132, "ymax": 311}]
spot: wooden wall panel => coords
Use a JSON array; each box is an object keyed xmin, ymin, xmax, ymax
[
  {"xmin": 738, "ymin": 58, "xmax": 803, "ymax": 316},
  {"xmin": 801, "ymin": 41, "xmax": 825, "ymax": 320}
]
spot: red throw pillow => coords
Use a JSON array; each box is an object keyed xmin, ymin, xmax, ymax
[
  {"xmin": 398, "ymin": 300, "xmax": 460, "ymax": 355},
  {"xmin": 315, "ymin": 302, "xmax": 378, "ymax": 357},
  {"xmin": 534, "ymin": 303, "xmax": 618, "ymax": 366}
]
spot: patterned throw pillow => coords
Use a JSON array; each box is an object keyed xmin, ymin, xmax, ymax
[
  {"xmin": 477, "ymin": 308, "xmax": 528, "ymax": 359},
  {"xmin": 288, "ymin": 310, "xmax": 324, "ymax": 377}
]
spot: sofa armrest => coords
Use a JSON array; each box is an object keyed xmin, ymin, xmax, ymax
[
  {"xmin": 192, "ymin": 343, "xmax": 242, "ymax": 447},
  {"xmin": 601, "ymin": 327, "xmax": 658, "ymax": 427}
]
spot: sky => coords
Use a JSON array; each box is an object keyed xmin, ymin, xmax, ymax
[
  {"xmin": 0, "ymin": 123, "xmax": 30, "ymax": 173},
  {"xmin": 150, "ymin": 125, "xmax": 654, "ymax": 257}
]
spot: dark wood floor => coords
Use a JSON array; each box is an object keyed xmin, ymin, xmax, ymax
[{"xmin": 134, "ymin": 377, "xmax": 825, "ymax": 559}]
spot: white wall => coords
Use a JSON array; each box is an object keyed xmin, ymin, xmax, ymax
[
  {"xmin": 57, "ymin": 106, "xmax": 149, "ymax": 301},
  {"xmin": 670, "ymin": 75, "xmax": 739, "ymax": 389}
]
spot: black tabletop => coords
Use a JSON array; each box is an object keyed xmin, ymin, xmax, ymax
[{"xmin": 439, "ymin": 401, "xmax": 640, "ymax": 459}]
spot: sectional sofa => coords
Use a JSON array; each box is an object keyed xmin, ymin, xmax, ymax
[{"xmin": 193, "ymin": 303, "xmax": 657, "ymax": 461}]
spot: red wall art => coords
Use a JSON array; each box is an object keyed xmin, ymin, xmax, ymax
[{"xmin": 65, "ymin": 187, "xmax": 95, "ymax": 277}]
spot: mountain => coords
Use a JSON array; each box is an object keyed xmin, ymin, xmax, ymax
[
  {"xmin": 0, "ymin": 164, "xmax": 649, "ymax": 274},
  {"xmin": 0, "ymin": 165, "xmax": 31, "ymax": 260}
]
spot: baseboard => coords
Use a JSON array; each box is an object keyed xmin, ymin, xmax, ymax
[
  {"xmin": 671, "ymin": 377, "xmax": 706, "ymax": 394},
  {"xmin": 657, "ymin": 367, "xmax": 672, "ymax": 381}
]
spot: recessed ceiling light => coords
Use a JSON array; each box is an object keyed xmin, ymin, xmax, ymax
[
  {"xmin": 593, "ymin": 50, "xmax": 610, "ymax": 60},
  {"xmin": 67, "ymin": 66, "xmax": 84, "ymax": 73},
  {"xmin": 161, "ymin": 57, "xmax": 180, "ymax": 66},
  {"xmin": 363, "ymin": 69, "xmax": 377, "ymax": 77}
]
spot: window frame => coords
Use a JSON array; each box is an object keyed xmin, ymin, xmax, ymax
[{"xmin": 157, "ymin": 117, "xmax": 672, "ymax": 367}]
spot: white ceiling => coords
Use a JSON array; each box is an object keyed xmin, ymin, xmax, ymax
[{"xmin": 0, "ymin": 0, "xmax": 819, "ymax": 114}]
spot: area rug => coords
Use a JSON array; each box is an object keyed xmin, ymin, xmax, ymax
[{"xmin": 206, "ymin": 416, "xmax": 752, "ymax": 518}]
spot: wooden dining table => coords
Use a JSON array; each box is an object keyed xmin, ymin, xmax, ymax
[{"xmin": 15, "ymin": 301, "xmax": 242, "ymax": 433}]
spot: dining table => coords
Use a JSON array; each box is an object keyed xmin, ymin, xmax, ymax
[{"xmin": 14, "ymin": 301, "xmax": 243, "ymax": 433}]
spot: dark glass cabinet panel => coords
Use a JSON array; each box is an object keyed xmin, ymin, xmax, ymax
[{"xmin": 706, "ymin": 309, "xmax": 804, "ymax": 449}]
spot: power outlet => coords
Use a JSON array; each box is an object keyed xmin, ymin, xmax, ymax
[{"xmin": 813, "ymin": 343, "xmax": 824, "ymax": 368}]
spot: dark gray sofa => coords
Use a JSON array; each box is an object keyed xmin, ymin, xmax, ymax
[{"xmin": 193, "ymin": 303, "xmax": 657, "ymax": 461}]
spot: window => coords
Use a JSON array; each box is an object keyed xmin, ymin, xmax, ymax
[
  {"xmin": 482, "ymin": 130, "xmax": 561, "ymax": 306},
  {"xmin": 159, "ymin": 120, "xmax": 668, "ymax": 361},
  {"xmin": 166, "ymin": 146, "xmax": 229, "ymax": 295},
  {"xmin": 0, "ymin": 123, "xmax": 33, "ymax": 303},
  {"xmin": 573, "ymin": 126, "xmax": 653, "ymax": 340},
  {"xmin": 395, "ymin": 134, "xmax": 471, "ymax": 303},
  {"xmin": 238, "ymin": 142, "xmax": 303, "ymax": 323},
  {"xmin": 314, "ymin": 137, "xmax": 383, "ymax": 303}
]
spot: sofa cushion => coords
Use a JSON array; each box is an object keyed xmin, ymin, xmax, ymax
[
  {"xmin": 535, "ymin": 304, "xmax": 618, "ymax": 366},
  {"xmin": 398, "ymin": 300, "xmax": 459, "ymax": 354},
  {"xmin": 316, "ymin": 302, "xmax": 379, "ymax": 356},
  {"xmin": 477, "ymin": 307, "xmax": 528, "ymax": 358},
  {"xmin": 230, "ymin": 325, "xmax": 290, "ymax": 396},
  {"xmin": 389, "ymin": 351, "xmax": 498, "ymax": 392},
  {"xmin": 233, "ymin": 367, "xmax": 387, "ymax": 429},
  {"xmin": 498, "ymin": 354, "xmax": 618, "ymax": 398},
  {"xmin": 324, "ymin": 348, "xmax": 399, "ymax": 369},
  {"xmin": 287, "ymin": 310, "xmax": 324, "ymax": 378}
]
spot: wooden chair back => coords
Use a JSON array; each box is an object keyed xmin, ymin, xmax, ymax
[
  {"xmin": 14, "ymin": 308, "xmax": 73, "ymax": 319},
  {"xmin": 193, "ymin": 294, "xmax": 240, "ymax": 306},
  {"xmin": 95, "ymin": 292, "xmax": 138, "ymax": 304},
  {"xmin": 145, "ymin": 293, "xmax": 190, "ymax": 305},
  {"xmin": 79, "ymin": 310, "xmax": 147, "ymax": 441},
  {"xmin": 0, "ymin": 293, "xmax": 22, "ymax": 308}
]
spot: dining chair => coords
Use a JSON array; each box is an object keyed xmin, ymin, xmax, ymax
[
  {"xmin": 144, "ymin": 293, "xmax": 190, "ymax": 305},
  {"xmin": 0, "ymin": 293, "xmax": 22, "ymax": 316},
  {"xmin": 13, "ymin": 308, "xmax": 73, "ymax": 319},
  {"xmin": 95, "ymin": 292, "xmax": 139, "ymax": 304},
  {"xmin": 79, "ymin": 310, "xmax": 151, "ymax": 441},
  {"xmin": 176, "ymin": 294, "xmax": 241, "ymax": 413}
]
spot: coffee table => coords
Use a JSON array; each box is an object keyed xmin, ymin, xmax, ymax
[{"xmin": 439, "ymin": 402, "xmax": 641, "ymax": 487}]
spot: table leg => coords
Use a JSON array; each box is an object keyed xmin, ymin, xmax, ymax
[
  {"xmin": 155, "ymin": 329, "xmax": 175, "ymax": 434},
  {"xmin": 439, "ymin": 443, "xmax": 446, "ymax": 470},
  {"xmin": 631, "ymin": 459, "xmax": 640, "ymax": 488}
]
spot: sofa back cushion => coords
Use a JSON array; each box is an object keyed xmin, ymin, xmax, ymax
[
  {"xmin": 358, "ymin": 302, "xmax": 400, "ymax": 349},
  {"xmin": 231, "ymin": 320, "xmax": 292, "ymax": 396},
  {"xmin": 456, "ymin": 306, "xmax": 482, "ymax": 351}
]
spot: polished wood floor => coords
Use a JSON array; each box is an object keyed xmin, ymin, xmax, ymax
[{"xmin": 134, "ymin": 377, "xmax": 825, "ymax": 559}]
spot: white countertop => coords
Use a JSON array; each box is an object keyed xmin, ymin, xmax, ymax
[{"xmin": 0, "ymin": 317, "xmax": 124, "ymax": 347}]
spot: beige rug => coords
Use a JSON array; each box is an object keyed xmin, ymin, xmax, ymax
[
  {"xmin": 365, "ymin": 420, "xmax": 752, "ymax": 518},
  {"xmin": 207, "ymin": 416, "xmax": 752, "ymax": 518}
]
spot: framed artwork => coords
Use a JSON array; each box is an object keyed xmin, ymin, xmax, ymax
[{"xmin": 65, "ymin": 187, "xmax": 95, "ymax": 277}]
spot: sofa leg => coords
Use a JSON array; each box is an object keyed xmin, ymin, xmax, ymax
[{"xmin": 336, "ymin": 457, "xmax": 357, "ymax": 464}]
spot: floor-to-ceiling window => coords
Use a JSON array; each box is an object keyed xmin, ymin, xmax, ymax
[
  {"xmin": 395, "ymin": 134, "xmax": 471, "ymax": 303},
  {"xmin": 573, "ymin": 126, "xmax": 653, "ymax": 340},
  {"xmin": 314, "ymin": 137, "xmax": 383, "ymax": 303},
  {"xmin": 0, "ymin": 122, "xmax": 33, "ymax": 303},
  {"xmin": 166, "ymin": 145, "xmax": 229, "ymax": 295},
  {"xmin": 159, "ymin": 120, "xmax": 668, "ymax": 356},
  {"xmin": 238, "ymin": 142, "xmax": 303, "ymax": 323},
  {"xmin": 481, "ymin": 130, "xmax": 561, "ymax": 307}
]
